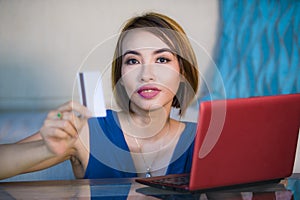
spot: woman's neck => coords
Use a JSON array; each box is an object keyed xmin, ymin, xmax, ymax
[
  {"xmin": 120, "ymin": 104, "xmax": 172, "ymax": 139},
  {"xmin": 128, "ymin": 101, "xmax": 172, "ymax": 126},
  {"xmin": 131, "ymin": 109, "xmax": 168, "ymax": 125}
]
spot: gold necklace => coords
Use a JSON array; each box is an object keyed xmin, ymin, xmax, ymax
[{"xmin": 132, "ymin": 121, "xmax": 170, "ymax": 178}]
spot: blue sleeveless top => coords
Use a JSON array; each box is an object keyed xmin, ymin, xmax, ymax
[{"xmin": 84, "ymin": 110, "xmax": 196, "ymax": 179}]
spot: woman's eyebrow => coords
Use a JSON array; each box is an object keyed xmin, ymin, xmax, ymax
[
  {"xmin": 123, "ymin": 50, "xmax": 141, "ymax": 57},
  {"xmin": 122, "ymin": 48, "xmax": 175, "ymax": 57},
  {"xmin": 153, "ymin": 48, "xmax": 175, "ymax": 55}
]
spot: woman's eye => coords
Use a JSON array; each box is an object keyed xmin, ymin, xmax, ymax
[
  {"xmin": 156, "ymin": 57, "xmax": 170, "ymax": 63},
  {"xmin": 125, "ymin": 59, "xmax": 139, "ymax": 65}
]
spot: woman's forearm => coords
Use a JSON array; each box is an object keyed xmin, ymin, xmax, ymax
[
  {"xmin": 0, "ymin": 140, "xmax": 56, "ymax": 180},
  {"xmin": 0, "ymin": 101, "xmax": 91, "ymax": 180}
]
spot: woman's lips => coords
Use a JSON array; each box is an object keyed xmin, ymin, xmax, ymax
[{"xmin": 137, "ymin": 86, "xmax": 161, "ymax": 99}]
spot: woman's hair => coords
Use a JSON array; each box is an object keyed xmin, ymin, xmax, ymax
[{"xmin": 111, "ymin": 12, "xmax": 199, "ymax": 116}]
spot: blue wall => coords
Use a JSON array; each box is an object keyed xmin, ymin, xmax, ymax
[{"xmin": 211, "ymin": 0, "xmax": 299, "ymax": 99}]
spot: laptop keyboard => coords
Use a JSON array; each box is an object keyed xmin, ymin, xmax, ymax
[{"xmin": 150, "ymin": 175, "xmax": 190, "ymax": 186}]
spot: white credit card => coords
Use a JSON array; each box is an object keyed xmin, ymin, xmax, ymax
[{"xmin": 77, "ymin": 71, "xmax": 106, "ymax": 117}]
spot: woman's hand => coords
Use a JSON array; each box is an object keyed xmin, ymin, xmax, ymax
[
  {"xmin": 40, "ymin": 101, "xmax": 92, "ymax": 156},
  {"xmin": 0, "ymin": 101, "xmax": 92, "ymax": 180}
]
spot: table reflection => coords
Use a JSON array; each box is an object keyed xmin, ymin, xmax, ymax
[{"xmin": 0, "ymin": 177, "xmax": 297, "ymax": 200}]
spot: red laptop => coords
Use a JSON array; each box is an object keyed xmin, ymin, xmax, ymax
[{"xmin": 136, "ymin": 93, "xmax": 300, "ymax": 192}]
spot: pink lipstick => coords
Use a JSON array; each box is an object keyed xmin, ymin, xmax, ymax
[{"xmin": 137, "ymin": 86, "xmax": 161, "ymax": 99}]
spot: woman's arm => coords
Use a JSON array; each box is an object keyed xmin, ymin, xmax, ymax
[
  {"xmin": 0, "ymin": 101, "xmax": 92, "ymax": 180},
  {"xmin": 0, "ymin": 139, "xmax": 67, "ymax": 179},
  {"xmin": 0, "ymin": 125, "xmax": 75, "ymax": 179}
]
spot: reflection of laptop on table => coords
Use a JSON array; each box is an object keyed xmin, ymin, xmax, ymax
[{"xmin": 136, "ymin": 93, "xmax": 300, "ymax": 192}]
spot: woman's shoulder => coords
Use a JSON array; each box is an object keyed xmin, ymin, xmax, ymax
[
  {"xmin": 182, "ymin": 120, "xmax": 197, "ymax": 126},
  {"xmin": 181, "ymin": 120, "xmax": 197, "ymax": 130},
  {"xmin": 179, "ymin": 120, "xmax": 197, "ymax": 140}
]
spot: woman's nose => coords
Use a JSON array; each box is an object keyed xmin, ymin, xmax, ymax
[{"xmin": 140, "ymin": 64, "xmax": 155, "ymax": 82}]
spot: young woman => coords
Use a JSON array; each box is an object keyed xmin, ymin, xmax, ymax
[{"xmin": 0, "ymin": 12, "xmax": 199, "ymax": 180}]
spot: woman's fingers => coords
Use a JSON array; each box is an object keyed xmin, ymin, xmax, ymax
[
  {"xmin": 40, "ymin": 101, "xmax": 91, "ymax": 156},
  {"xmin": 47, "ymin": 110, "xmax": 63, "ymax": 120},
  {"xmin": 43, "ymin": 118, "xmax": 78, "ymax": 138},
  {"xmin": 39, "ymin": 101, "xmax": 92, "ymax": 156},
  {"xmin": 40, "ymin": 125, "xmax": 77, "ymax": 156},
  {"xmin": 44, "ymin": 109, "xmax": 83, "ymax": 138},
  {"xmin": 47, "ymin": 106, "xmax": 87, "ymax": 131},
  {"xmin": 41, "ymin": 126, "xmax": 72, "ymax": 140},
  {"xmin": 57, "ymin": 101, "xmax": 93, "ymax": 118}
]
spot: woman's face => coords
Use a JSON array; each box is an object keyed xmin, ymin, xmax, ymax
[{"xmin": 120, "ymin": 29, "xmax": 181, "ymax": 112}]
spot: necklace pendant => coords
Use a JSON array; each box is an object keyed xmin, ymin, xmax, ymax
[
  {"xmin": 145, "ymin": 171, "xmax": 152, "ymax": 178},
  {"xmin": 145, "ymin": 168, "xmax": 152, "ymax": 178}
]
